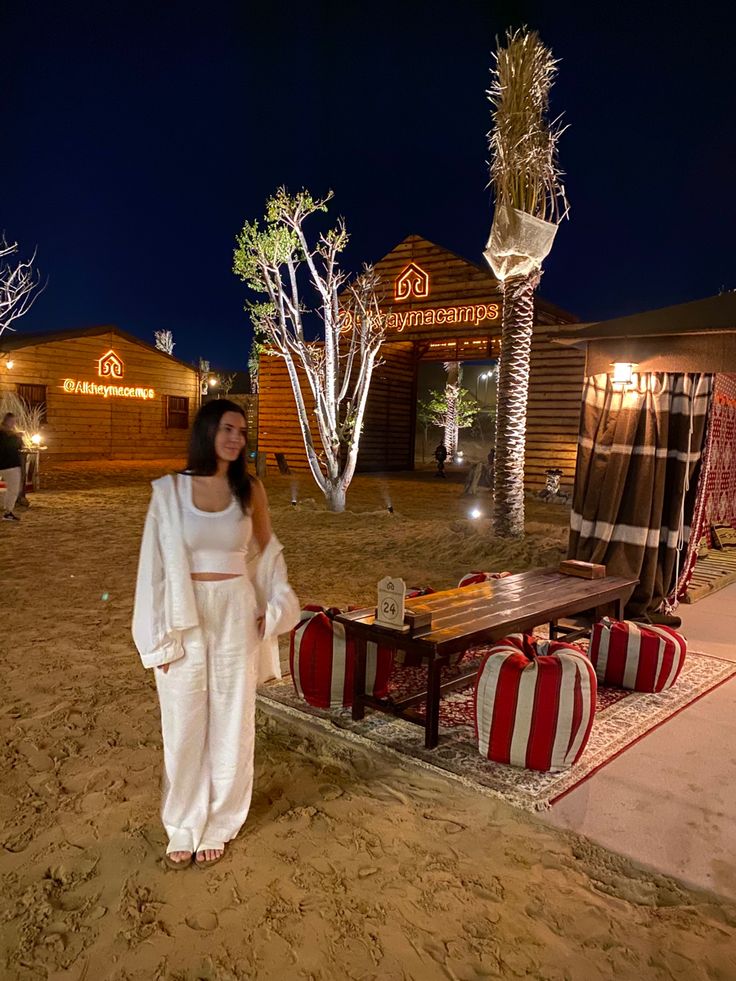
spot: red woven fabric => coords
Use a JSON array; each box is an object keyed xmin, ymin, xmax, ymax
[
  {"xmin": 589, "ymin": 618, "xmax": 687, "ymax": 693},
  {"xmin": 474, "ymin": 634, "xmax": 597, "ymax": 773},
  {"xmin": 289, "ymin": 606, "xmax": 393, "ymax": 709},
  {"xmin": 677, "ymin": 373, "xmax": 736, "ymax": 599},
  {"xmin": 458, "ymin": 571, "xmax": 510, "ymax": 588}
]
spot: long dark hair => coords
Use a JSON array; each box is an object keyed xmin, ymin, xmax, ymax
[{"xmin": 181, "ymin": 399, "xmax": 252, "ymax": 512}]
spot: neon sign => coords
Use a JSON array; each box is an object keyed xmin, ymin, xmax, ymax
[
  {"xmin": 342, "ymin": 302, "xmax": 499, "ymax": 333},
  {"xmin": 62, "ymin": 379, "xmax": 156, "ymax": 400},
  {"xmin": 98, "ymin": 349, "xmax": 125, "ymax": 379},
  {"xmin": 394, "ymin": 263, "xmax": 430, "ymax": 301}
]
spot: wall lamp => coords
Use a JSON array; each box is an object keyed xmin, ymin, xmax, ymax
[{"xmin": 611, "ymin": 362, "xmax": 637, "ymax": 386}]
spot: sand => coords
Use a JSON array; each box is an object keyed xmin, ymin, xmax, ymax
[{"xmin": 1, "ymin": 460, "xmax": 734, "ymax": 981}]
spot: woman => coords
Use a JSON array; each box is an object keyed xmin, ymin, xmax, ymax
[
  {"xmin": 132, "ymin": 400, "xmax": 299, "ymax": 869},
  {"xmin": 0, "ymin": 412, "xmax": 23, "ymax": 521}
]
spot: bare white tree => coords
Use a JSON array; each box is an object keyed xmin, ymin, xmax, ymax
[
  {"xmin": 234, "ymin": 188, "xmax": 385, "ymax": 512},
  {"xmin": 154, "ymin": 329, "xmax": 175, "ymax": 355},
  {"xmin": 0, "ymin": 236, "xmax": 44, "ymax": 338},
  {"xmin": 221, "ymin": 372, "xmax": 237, "ymax": 396}
]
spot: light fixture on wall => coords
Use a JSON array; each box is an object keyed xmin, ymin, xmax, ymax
[
  {"xmin": 6, "ymin": 360, "xmax": 13, "ymax": 370},
  {"xmin": 611, "ymin": 362, "xmax": 637, "ymax": 385}
]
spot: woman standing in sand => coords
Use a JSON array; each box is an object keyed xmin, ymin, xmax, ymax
[
  {"xmin": 132, "ymin": 399, "xmax": 299, "ymax": 870},
  {"xmin": 0, "ymin": 412, "xmax": 24, "ymax": 522}
]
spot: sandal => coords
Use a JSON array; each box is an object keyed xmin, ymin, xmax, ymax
[
  {"xmin": 163, "ymin": 850, "xmax": 193, "ymax": 870},
  {"xmin": 193, "ymin": 842, "xmax": 226, "ymax": 869}
]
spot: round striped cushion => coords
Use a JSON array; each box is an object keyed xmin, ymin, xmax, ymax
[
  {"xmin": 458, "ymin": 571, "xmax": 511, "ymax": 588},
  {"xmin": 289, "ymin": 606, "xmax": 393, "ymax": 709},
  {"xmin": 589, "ymin": 618, "xmax": 687, "ymax": 692},
  {"xmin": 474, "ymin": 634, "xmax": 597, "ymax": 772}
]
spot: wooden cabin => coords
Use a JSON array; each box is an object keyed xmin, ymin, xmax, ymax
[
  {"xmin": 257, "ymin": 234, "xmax": 583, "ymax": 489},
  {"xmin": 0, "ymin": 325, "xmax": 200, "ymax": 460}
]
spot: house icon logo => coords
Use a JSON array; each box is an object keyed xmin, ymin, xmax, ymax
[
  {"xmin": 394, "ymin": 262, "xmax": 430, "ymax": 301},
  {"xmin": 97, "ymin": 349, "xmax": 124, "ymax": 379}
]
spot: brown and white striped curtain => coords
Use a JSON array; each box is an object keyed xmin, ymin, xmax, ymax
[{"xmin": 568, "ymin": 373, "xmax": 713, "ymax": 618}]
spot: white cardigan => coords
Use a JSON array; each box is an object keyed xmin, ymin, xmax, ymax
[{"xmin": 132, "ymin": 474, "xmax": 300, "ymax": 682}]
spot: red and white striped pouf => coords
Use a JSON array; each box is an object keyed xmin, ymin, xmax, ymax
[
  {"xmin": 289, "ymin": 606, "xmax": 394, "ymax": 709},
  {"xmin": 458, "ymin": 571, "xmax": 511, "ymax": 587},
  {"xmin": 474, "ymin": 634, "xmax": 597, "ymax": 772},
  {"xmin": 589, "ymin": 618, "xmax": 687, "ymax": 693}
]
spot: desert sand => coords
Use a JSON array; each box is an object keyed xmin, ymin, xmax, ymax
[{"xmin": 1, "ymin": 461, "xmax": 735, "ymax": 981}]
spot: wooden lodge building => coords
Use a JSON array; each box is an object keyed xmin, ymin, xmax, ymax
[
  {"xmin": 258, "ymin": 235, "xmax": 584, "ymax": 489},
  {"xmin": 0, "ymin": 325, "xmax": 199, "ymax": 460}
]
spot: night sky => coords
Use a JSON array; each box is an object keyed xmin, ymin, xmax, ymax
[{"xmin": 3, "ymin": 0, "xmax": 735, "ymax": 371}]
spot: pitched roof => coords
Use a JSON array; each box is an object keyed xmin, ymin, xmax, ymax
[
  {"xmin": 371, "ymin": 234, "xmax": 577, "ymax": 325},
  {"xmin": 0, "ymin": 324, "xmax": 197, "ymax": 372},
  {"xmin": 555, "ymin": 292, "xmax": 736, "ymax": 346}
]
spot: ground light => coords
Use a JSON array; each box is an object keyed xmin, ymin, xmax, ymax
[
  {"xmin": 470, "ymin": 507, "xmax": 482, "ymax": 519},
  {"xmin": 387, "ymin": 504, "xmax": 394, "ymax": 514}
]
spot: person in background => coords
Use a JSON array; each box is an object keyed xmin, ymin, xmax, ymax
[
  {"xmin": 434, "ymin": 441, "xmax": 448, "ymax": 478},
  {"xmin": 132, "ymin": 399, "xmax": 299, "ymax": 870},
  {"xmin": 0, "ymin": 413, "xmax": 23, "ymax": 522}
]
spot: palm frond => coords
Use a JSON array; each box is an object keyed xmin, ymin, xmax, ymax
[{"xmin": 487, "ymin": 28, "xmax": 568, "ymax": 224}]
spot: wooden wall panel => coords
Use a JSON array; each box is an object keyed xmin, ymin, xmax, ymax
[
  {"xmin": 525, "ymin": 324, "xmax": 585, "ymax": 492},
  {"xmin": 257, "ymin": 343, "xmax": 416, "ymax": 474},
  {"xmin": 0, "ymin": 330, "xmax": 199, "ymax": 461}
]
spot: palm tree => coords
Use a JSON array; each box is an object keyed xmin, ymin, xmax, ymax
[{"xmin": 484, "ymin": 28, "xmax": 568, "ymax": 538}]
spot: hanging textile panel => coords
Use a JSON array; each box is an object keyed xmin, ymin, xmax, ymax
[
  {"xmin": 676, "ymin": 374, "xmax": 736, "ymax": 599},
  {"xmin": 569, "ymin": 373, "xmax": 712, "ymax": 618}
]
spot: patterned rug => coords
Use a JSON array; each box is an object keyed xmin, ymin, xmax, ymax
[{"xmin": 258, "ymin": 648, "xmax": 736, "ymax": 812}]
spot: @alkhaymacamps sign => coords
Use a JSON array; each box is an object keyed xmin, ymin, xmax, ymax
[{"xmin": 62, "ymin": 350, "xmax": 156, "ymax": 400}]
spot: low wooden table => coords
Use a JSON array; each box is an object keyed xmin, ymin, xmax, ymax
[{"xmin": 336, "ymin": 569, "xmax": 637, "ymax": 749}]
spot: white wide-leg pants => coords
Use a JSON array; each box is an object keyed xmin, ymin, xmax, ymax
[
  {"xmin": 154, "ymin": 577, "xmax": 260, "ymax": 855},
  {"xmin": 1, "ymin": 467, "xmax": 21, "ymax": 513}
]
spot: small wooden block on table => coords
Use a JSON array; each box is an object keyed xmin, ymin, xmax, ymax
[{"xmin": 336, "ymin": 568, "xmax": 637, "ymax": 750}]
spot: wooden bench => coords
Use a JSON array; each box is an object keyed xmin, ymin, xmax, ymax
[{"xmin": 336, "ymin": 568, "xmax": 637, "ymax": 749}]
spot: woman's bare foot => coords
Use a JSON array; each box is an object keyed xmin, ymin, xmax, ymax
[
  {"xmin": 167, "ymin": 850, "xmax": 192, "ymax": 865},
  {"xmin": 196, "ymin": 847, "xmax": 224, "ymax": 863}
]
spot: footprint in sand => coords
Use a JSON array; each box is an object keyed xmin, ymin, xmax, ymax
[
  {"xmin": 318, "ymin": 784, "xmax": 344, "ymax": 800},
  {"xmin": 186, "ymin": 910, "xmax": 219, "ymax": 931}
]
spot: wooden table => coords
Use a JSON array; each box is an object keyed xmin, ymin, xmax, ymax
[{"xmin": 336, "ymin": 569, "xmax": 637, "ymax": 750}]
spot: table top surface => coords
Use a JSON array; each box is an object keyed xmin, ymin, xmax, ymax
[{"xmin": 336, "ymin": 568, "xmax": 638, "ymax": 652}]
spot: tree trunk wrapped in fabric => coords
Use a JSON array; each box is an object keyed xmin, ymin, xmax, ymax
[
  {"xmin": 568, "ymin": 372, "xmax": 713, "ymax": 619},
  {"xmin": 484, "ymin": 30, "xmax": 568, "ymax": 539}
]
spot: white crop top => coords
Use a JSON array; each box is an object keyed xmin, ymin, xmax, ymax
[{"xmin": 180, "ymin": 474, "xmax": 252, "ymax": 575}]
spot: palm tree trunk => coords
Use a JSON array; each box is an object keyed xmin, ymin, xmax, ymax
[
  {"xmin": 443, "ymin": 361, "xmax": 461, "ymax": 458},
  {"xmin": 492, "ymin": 273, "xmax": 538, "ymax": 538}
]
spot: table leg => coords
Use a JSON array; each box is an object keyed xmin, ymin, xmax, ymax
[
  {"xmin": 351, "ymin": 635, "xmax": 367, "ymax": 721},
  {"xmin": 425, "ymin": 656, "xmax": 442, "ymax": 749},
  {"xmin": 614, "ymin": 596, "xmax": 624, "ymax": 621}
]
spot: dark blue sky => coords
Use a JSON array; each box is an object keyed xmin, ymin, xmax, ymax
[{"xmin": 3, "ymin": 1, "xmax": 735, "ymax": 370}]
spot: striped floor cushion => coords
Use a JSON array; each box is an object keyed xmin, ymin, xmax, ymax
[
  {"xmin": 474, "ymin": 634, "xmax": 597, "ymax": 772},
  {"xmin": 458, "ymin": 571, "xmax": 512, "ymax": 588},
  {"xmin": 589, "ymin": 618, "xmax": 687, "ymax": 693},
  {"xmin": 289, "ymin": 606, "xmax": 394, "ymax": 709}
]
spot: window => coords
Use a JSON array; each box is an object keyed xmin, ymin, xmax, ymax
[
  {"xmin": 166, "ymin": 395, "xmax": 189, "ymax": 429},
  {"xmin": 17, "ymin": 383, "xmax": 47, "ymax": 423}
]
